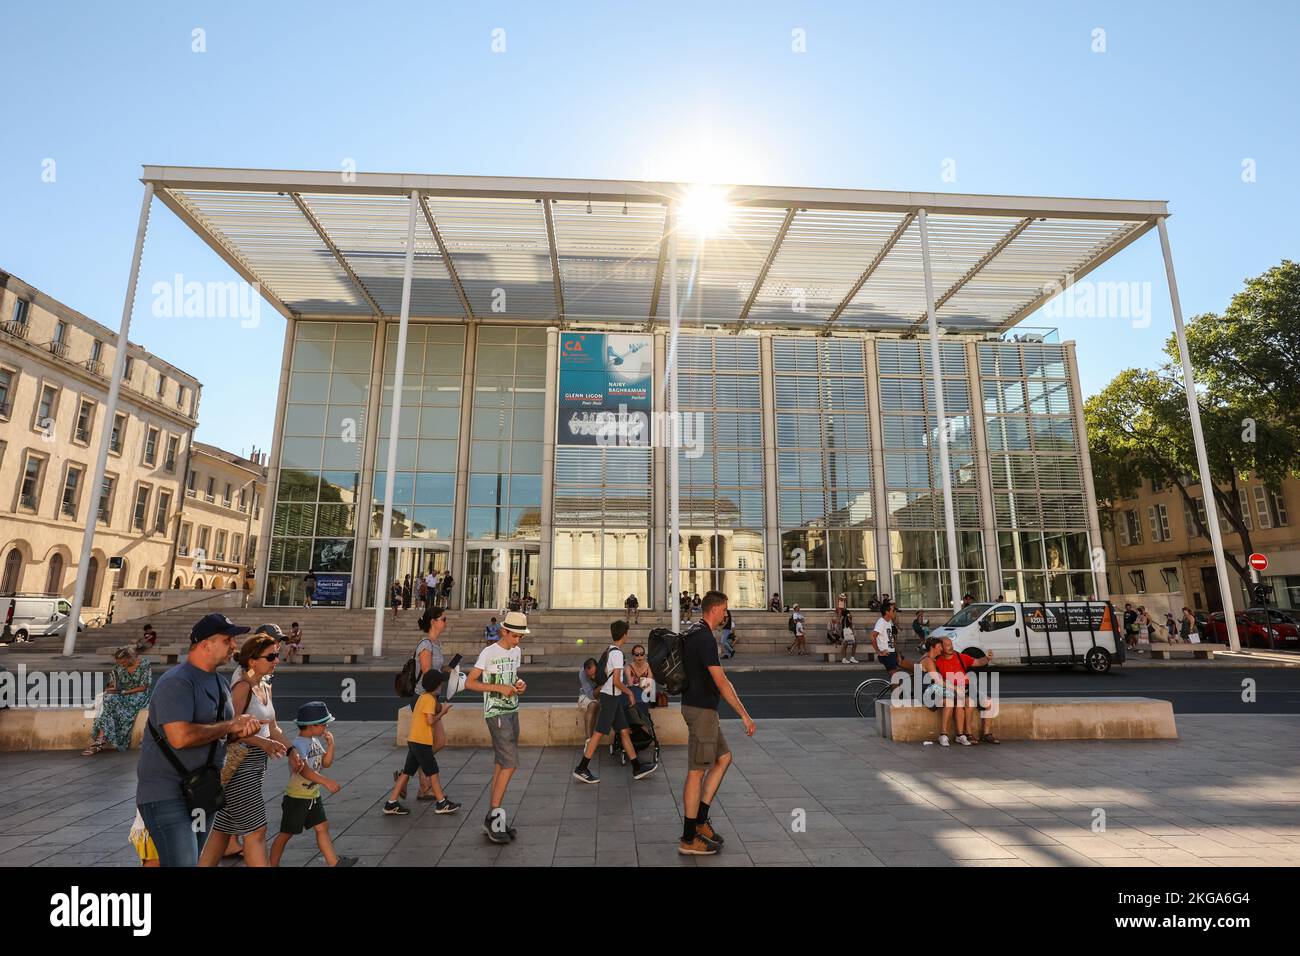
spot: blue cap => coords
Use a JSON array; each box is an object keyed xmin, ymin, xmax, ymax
[
  {"xmin": 190, "ymin": 613, "xmax": 251, "ymax": 644},
  {"xmin": 295, "ymin": 700, "xmax": 335, "ymax": 726}
]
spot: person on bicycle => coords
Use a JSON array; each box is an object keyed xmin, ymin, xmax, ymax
[{"xmin": 872, "ymin": 599, "xmax": 910, "ymax": 678}]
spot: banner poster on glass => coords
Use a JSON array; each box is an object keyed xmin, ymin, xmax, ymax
[{"xmin": 557, "ymin": 332, "xmax": 651, "ymax": 448}]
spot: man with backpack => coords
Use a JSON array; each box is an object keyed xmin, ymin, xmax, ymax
[
  {"xmin": 573, "ymin": 620, "xmax": 657, "ymax": 782},
  {"xmin": 676, "ymin": 590, "xmax": 756, "ymax": 856}
]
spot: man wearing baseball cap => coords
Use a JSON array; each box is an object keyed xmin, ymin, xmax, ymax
[
  {"xmin": 465, "ymin": 610, "xmax": 529, "ymax": 844},
  {"xmin": 135, "ymin": 613, "xmax": 260, "ymax": 866}
]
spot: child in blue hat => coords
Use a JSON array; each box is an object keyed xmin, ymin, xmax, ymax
[{"xmin": 269, "ymin": 701, "xmax": 356, "ymax": 867}]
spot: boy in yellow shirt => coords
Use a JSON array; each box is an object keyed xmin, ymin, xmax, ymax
[
  {"xmin": 269, "ymin": 701, "xmax": 357, "ymax": 867},
  {"xmin": 383, "ymin": 670, "xmax": 460, "ymax": 816}
]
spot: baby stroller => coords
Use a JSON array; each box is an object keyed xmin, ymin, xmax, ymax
[{"xmin": 610, "ymin": 699, "xmax": 661, "ymax": 766}]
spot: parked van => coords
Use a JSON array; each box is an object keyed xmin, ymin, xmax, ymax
[
  {"xmin": 929, "ymin": 600, "xmax": 1125, "ymax": 674},
  {"xmin": 1, "ymin": 595, "xmax": 86, "ymax": 642}
]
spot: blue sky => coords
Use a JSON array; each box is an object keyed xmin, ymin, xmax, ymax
[{"xmin": 2, "ymin": 1, "xmax": 1296, "ymax": 455}]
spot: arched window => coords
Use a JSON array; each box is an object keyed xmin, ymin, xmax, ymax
[
  {"xmin": 1, "ymin": 550, "xmax": 22, "ymax": 593},
  {"xmin": 173, "ymin": 576, "xmax": 182, "ymax": 589},
  {"xmin": 86, "ymin": 557, "xmax": 100, "ymax": 607},
  {"xmin": 193, "ymin": 577, "xmax": 204, "ymax": 589},
  {"xmin": 45, "ymin": 554, "xmax": 65, "ymax": 596}
]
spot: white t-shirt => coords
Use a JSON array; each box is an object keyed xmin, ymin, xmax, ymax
[
  {"xmin": 472, "ymin": 643, "xmax": 522, "ymax": 718},
  {"xmin": 793, "ymin": 612, "xmax": 805, "ymax": 636},
  {"xmin": 873, "ymin": 617, "xmax": 896, "ymax": 655},
  {"xmin": 599, "ymin": 646, "xmax": 624, "ymax": 696}
]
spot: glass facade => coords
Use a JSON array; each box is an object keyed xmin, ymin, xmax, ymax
[
  {"xmin": 677, "ymin": 335, "xmax": 765, "ymax": 608},
  {"xmin": 264, "ymin": 326, "xmax": 1101, "ymax": 612},
  {"xmin": 877, "ymin": 340, "xmax": 985, "ymax": 604},
  {"xmin": 266, "ymin": 322, "xmax": 374, "ymax": 606},
  {"xmin": 981, "ymin": 342, "xmax": 1096, "ymax": 600},
  {"xmin": 775, "ymin": 337, "xmax": 877, "ymax": 609}
]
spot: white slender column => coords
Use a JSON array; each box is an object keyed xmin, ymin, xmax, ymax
[
  {"xmin": 65, "ymin": 183, "xmax": 153, "ymax": 656},
  {"xmin": 651, "ymin": 330, "xmax": 667, "ymax": 610},
  {"xmin": 1157, "ymin": 217, "xmax": 1240, "ymax": 651},
  {"xmin": 372, "ymin": 190, "xmax": 420, "ymax": 657},
  {"xmin": 350, "ymin": 318, "xmax": 386, "ymax": 608},
  {"xmin": 917, "ymin": 208, "xmax": 963, "ymax": 611},
  {"xmin": 538, "ymin": 326, "xmax": 559, "ymax": 609},
  {"xmin": 758, "ymin": 335, "xmax": 781, "ymax": 607},
  {"xmin": 667, "ymin": 230, "xmax": 681, "ymax": 632}
]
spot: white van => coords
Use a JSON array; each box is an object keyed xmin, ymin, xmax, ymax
[
  {"xmin": 2, "ymin": 595, "xmax": 86, "ymax": 642},
  {"xmin": 929, "ymin": 600, "xmax": 1125, "ymax": 674}
]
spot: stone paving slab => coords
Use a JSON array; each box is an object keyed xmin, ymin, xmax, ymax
[{"xmin": 1, "ymin": 715, "xmax": 1298, "ymax": 867}]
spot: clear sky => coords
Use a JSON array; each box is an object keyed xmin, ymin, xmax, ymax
[{"xmin": 2, "ymin": 1, "xmax": 1296, "ymax": 455}]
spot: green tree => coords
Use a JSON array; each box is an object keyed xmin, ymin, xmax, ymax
[{"xmin": 1086, "ymin": 260, "xmax": 1300, "ymax": 592}]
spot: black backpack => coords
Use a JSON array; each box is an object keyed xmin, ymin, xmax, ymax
[
  {"xmin": 592, "ymin": 644, "xmax": 618, "ymax": 689},
  {"xmin": 395, "ymin": 639, "xmax": 425, "ymax": 698},
  {"xmin": 648, "ymin": 627, "xmax": 689, "ymax": 696},
  {"xmin": 788, "ymin": 614, "xmax": 797, "ymax": 634}
]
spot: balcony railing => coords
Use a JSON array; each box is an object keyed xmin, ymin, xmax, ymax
[
  {"xmin": 61, "ymin": 500, "xmax": 77, "ymax": 518},
  {"xmin": 2, "ymin": 320, "xmax": 30, "ymax": 340},
  {"xmin": 204, "ymin": 494, "xmax": 215, "ymax": 503},
  {"xmin": 164, "ymin": 458, "xmax": 176, "ymax": 472},
  {"xmin": 47, "ymin": 340, "xmax": 70, "ymax": 360},
  {"xmin": 75, "ymin": 427, "xmax": 91, "ymax": 443},
  {"xmin": 109, "ymin": 438, "xmax": 122, "ymax": 454},
  {"xmin": 84, "ymin": 359, "xmax": 105, "ymax": 377},
  {"xmin": 19, "ymin": 492, "xmax": 37, "ymax": 510},
  {"xmin": 185, "ymin": 488, "xmax": 196, "ymax": 498},
  {"xmin": 177, "ymin": 545, "xmax": 189, "ymax": 556}
]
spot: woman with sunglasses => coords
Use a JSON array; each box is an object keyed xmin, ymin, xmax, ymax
[
  {"xmin": 626, "ymin": 644, "xmax": 656, "ymax": 714},
  {"xmin": 199, "ymin": 625, "xmax": 292, "ymax": 867}
]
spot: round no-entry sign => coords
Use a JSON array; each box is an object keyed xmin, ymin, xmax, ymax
[{"xmin": 1250, "ymin": 552, "xmax": 1268, "ymax": 571}]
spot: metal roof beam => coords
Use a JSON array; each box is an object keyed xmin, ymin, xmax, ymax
[
  {"xmin": 541, "ymin": 198, "xmax": 566, "ymax": 323},
  {"xmin": 647, "ymin": 205, "xmax": 673, "ymax": 323},
  {"xmin": 289, "ymin": 192, "xmax": 383, "ymax": 317},
  {"xmin": 823, "ymin": 212, "xmax": 915, "ymax": 332},
  {"xmin": 737, "ymin": 207, "xmax": 797, "ymax": 332},
  {"xmin": 909, "ymin": 216, "xmax": 1034, "ymax": 331},
  {"xmin": 418, "ymin": 193, "xmax": 475, "ymax": 323}
]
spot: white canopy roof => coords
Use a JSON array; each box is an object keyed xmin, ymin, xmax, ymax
[{"xmin": 143, "ymin": 165, "xmax": 1166, "ymax": 333}]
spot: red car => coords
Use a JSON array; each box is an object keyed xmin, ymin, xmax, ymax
[{"xmin": 1209, "ymin": 609, "xmax": 1300, "ymax": 648}]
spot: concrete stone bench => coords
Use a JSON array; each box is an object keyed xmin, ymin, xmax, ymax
[
  {"xmin": 298, "ymin": 652, "xmax": 360, "ymax": 664},
  {"xmin": 1148, "ymin": 643, "xmax": 1215, "ymax": 660},
  {"xmin": 0, "ymin": 706, "xmax": 149, "ymax": 751},
  {"xmin": 817, "ymin": 645, "xmax": 877, "ymax": 663},
  {"xmin": 875, "ymin": 696, "xmax": 1176, "ymax": 742},
  {"xmin": 396, "ymin": 700, "xmax": 687, "ymax": 747}
]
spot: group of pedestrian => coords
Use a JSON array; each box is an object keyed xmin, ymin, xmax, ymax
[{"xmin": 132, "ymin": 613, "xmax": 354, "ymax": 868}]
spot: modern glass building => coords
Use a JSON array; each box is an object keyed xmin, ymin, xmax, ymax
[{"xmin": 129, "ymin": 167, "xmax": 1199, "ymax": 617}]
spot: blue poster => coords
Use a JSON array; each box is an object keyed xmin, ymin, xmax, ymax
[
  {"xmin": 557, "ymin": 332, "xmax": 652, "ymax": 446},
  {"xmin": 313, "ymin": 574, "xmax": 349, "ymax": 605}
]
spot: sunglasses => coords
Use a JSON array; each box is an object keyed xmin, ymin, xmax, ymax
[
  {"xmin": 633, "ymin": 652, "xmax": 645, "ymax": 658},
  {"xmin": 258, "ymin": 653, "xmax": 280, "ymax": 662}
]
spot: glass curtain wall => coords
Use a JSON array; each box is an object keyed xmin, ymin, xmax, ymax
[
  {"xmin": 676, "ymin": 334, "xmax": 765, "ymax": 608},
  {"xmin": 266, "ymin": 321, "xmax": 374, "ymax": 606},
  {"xmin": 877, "ymin": 339, "xmax": 985, "ymax": 607},
  {"xmin": 367, "ymin": 323, "xmax": 465, "ymax": 605},
  {"xmin": 775, "ymin": 337, "xmax": 877, "ymax": 609},
  {"xmin": 981, "ymin": 342, "xmax": 1095, "ymax": 600}
]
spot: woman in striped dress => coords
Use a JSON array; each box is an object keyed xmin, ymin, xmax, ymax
[{"xmin": 199, "ymin": 626, "xmax": 293, "ymax": 867}]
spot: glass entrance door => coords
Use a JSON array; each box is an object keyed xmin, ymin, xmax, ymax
[
  {"xmin": 463, "ymin": 545, "xmax": 540, "ymax": 610},
  {"xmin": 364, "ymin": 544, "xmax": 449, "ymax": 608}
]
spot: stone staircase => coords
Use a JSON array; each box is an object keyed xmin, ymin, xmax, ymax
[{"xmin": 41, "ymin": 605, "xmax": 870, "ymax": 667}]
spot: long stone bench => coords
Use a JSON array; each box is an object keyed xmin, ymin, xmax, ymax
[
  {"xmin": 1147, "ymin": 642, "xmax": 1216, "ymax": 660},
  {"xmin": 0, "ymin": 706, "xmax": 149, "ymax": 751},
  {"xmin": 396, "ymin": 700, "xmax": 688, "ymax": 747},
  {"xmin": 875, "ymin": 695, "xmax": 1177, "ymax": 742},
  {"xmin": 816, "ymin": 646, "xmax": 877, "ymax": 664}
]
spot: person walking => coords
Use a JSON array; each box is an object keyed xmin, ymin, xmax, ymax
[
  {"xmin": 1164, "ymin": 610, "xmax": 1180, "ymax": 644},
  {"xmin": 424, "ymin": 568, "xmax": 436, "ymax": 609},
  {"xmin": 786, "ymin": 604, "xmax": 808, "ymax": 655},
  {"xmin": 395, "ymin": 607, "xmax": 448, "ymax": 801},
  {"xmin": 465, "ymin": 610, "xmax": 529, "ymax": 844},
  {"xmin": 573, "ymin": 621, "xmax": 657, "ymax": 783},
  {"xmin": 840, "ymin": 607, "xmax": 858, "ymax": 663},
  {"xmin": 384, "ymin": 670, "xmax": 460, "ymax": 816},
  {"xmin": 1123, "ymin": 603, "xmax": 1139, "ymax": 650},
  {"xmin": 268, "ymin": 702, "xmax": 356, "ymax": 867},
  {"xmin": 200, "ymin": 626, "xmax": 294, "ymax": 867},
  {"xmin": 441, "ymin": 571, "xmax": 454, "ymax": 609},
  {"xmin": 678, "ymin": 591, "xmax": 756, "ymax": 856},
  {"xmin": 390, "ymin": 581, "xmax": 402, "ymax": 620},
  {"xmin": 1181, "ymin": 607, "xmax": 1200, "ymax": 644},
  {"xmin": 402, "ymin": 574, "xmax": 413, "ymax": 611},
  {"xmin": 302, "ymin": 569, "xmax": 316, "ymax": 609},
  {"xmin": 85, "ymin": 646, "xmax": 154, "ymax": 755},
  {"xmin": 135, "ymin": 613, "xmax": 260, "ymax": 867}
]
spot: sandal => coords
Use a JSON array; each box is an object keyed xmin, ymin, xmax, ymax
[
  {"xmin": 981, "ymin": 734, "xmax": 1001, "ymax": 744},
  {"xmin": 81, "ymin": 742, "xmax": 107, "ymax": 756}
]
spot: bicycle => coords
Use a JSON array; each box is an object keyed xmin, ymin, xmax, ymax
[{"xmin": 853, "ymin": 675, "xmax": 896, "ymax": 718}]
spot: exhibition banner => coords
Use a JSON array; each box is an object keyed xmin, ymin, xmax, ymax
[{"xmin": 556, "ymin": 332, "xmax": 652, "ymax": 446}]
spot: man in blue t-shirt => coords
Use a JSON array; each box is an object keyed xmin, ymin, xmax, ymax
[
  {"xmin": 678, "ymin": 590, "xmax": 756, "ymax": 857},
  {"xmin": 135, "ymin": 613, "xmax": 261, "ymax": 866}
]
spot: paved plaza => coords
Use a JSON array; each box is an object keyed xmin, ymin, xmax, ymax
[{"xmin": 2, "ymin": 715, "xmax": 1298, "ymax": 867}]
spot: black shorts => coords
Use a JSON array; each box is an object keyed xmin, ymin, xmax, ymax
[
  {"xmin": 879, "ymin": 652, "xmax": 901, "ymax": 671},
  {"xmin": 279, "ymin": 795, "xmax": 327, "ymax": 835},
  {"xmin": 402, "ymin": 741, "xmax": 439, "ymax": 777},
  {"xmin": 593, "ymin": 693, "xmax": 630, "ymax": 735}
]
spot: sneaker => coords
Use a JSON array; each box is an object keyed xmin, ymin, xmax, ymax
[
  {"xmin": 434, "ymin": 798, "xmax": 461, "ymax": 814},
  {"xmin": 849, "ymin": 657, "xmax": 859, "ymax": 663},
  {"xmin": 939, "ymin": 735, "xmax": 950, "ymax": 747},
  {"xmin": 383, "ymin": 800, "xmax": 409, "ymax": 815},
  {"xmin": 678, "ymin": 836, "xmax": 719, "ymax": 856},
  {"xmin": 334, "ymin": 856, "xmax": 359, "ymax": 867},
  {"xmin": 483, "ymin": 815, "xmax": 511, "ymax": 844},
  {"xmin": 632, "ymin": 761, "xmax": 658, "ymax": 780},
  {"xmin": 956, "ymin": 734, "xmax": 972, "ymax": 746},
  {"xmin": 573, "ymin": 767, "xmax": 600, "ymax": 784},
  {"xmin": 695, "ymin": 820, "xmax": 725, "ymax": 846},
  {"xmin": 841, "ymin": 658, "xmax": 851, "ymax": 663}
]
